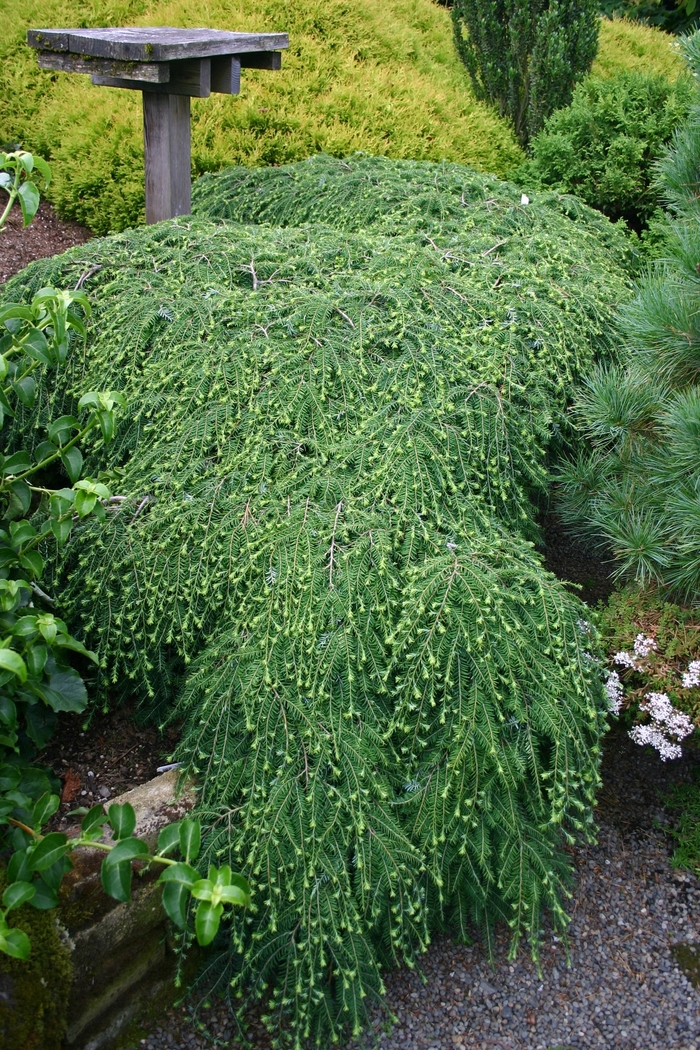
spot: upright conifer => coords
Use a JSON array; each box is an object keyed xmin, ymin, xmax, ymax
[{"xmin": 451, "ymin": 0, "xmax": 599, "ymax": 144}]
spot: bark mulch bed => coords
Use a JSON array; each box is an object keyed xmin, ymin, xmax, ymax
[{"xmin": 0, "ymin": 199, "xmax": 92, "ymax": 284}]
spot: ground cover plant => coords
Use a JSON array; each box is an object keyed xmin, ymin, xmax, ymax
[
  {"xmin": 0, "ymin": 155, "xmax": 636, "ymax": 1045},
  {"xmin": 557, "ymin": 30, "xmax": 700, "ymax": 602},
  {"xmin": 0, "ymin": 1, "xmax": 684, "ymax": 232},
  {"xmin": 598, "ymin": 586, "xmax": 699, "ymax": 758},
  {"xmin": 516, "ymin": 69, "xmax": 693, "ymax": 232}
]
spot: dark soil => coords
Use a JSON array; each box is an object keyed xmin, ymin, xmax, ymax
[
  {"xmin": 37, "ymin": 704, "xmax": 180, "ymax": 827},
  {"xmin": 0, "ymin": 199, "xmax": 92, "ymax": 283},
  {"xmin": 541, "ymin": 511, "xmax": 616, "ymax": 607}
]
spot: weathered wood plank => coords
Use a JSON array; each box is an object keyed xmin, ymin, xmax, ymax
[
  {"xmin": 143, "ymin": 92, "xmax": 191, "ymax": 223},
  {"xmin": 37, "ymin": 50, "xmax": 170, "ymax": 82},
  {"xmin": 211, "ymin": 55, "xmax": 241, "ymax": 95},
  {"xmin": 27, "ymin": 30, "xmax": 70, "ymax": 51},
  {"xmin": 93, "ymin": 58, "xmax": 211, "ymax": 97},
  {"xmin": 28, "ymin": 27, "xmax": 289, "ymax": 62},
  {"xmin": 238, "ymin": 51, "xmax": 282, "ymax": 71}
]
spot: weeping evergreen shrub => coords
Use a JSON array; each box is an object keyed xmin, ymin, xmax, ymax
[
  {"xmin": 3, "ymin": 156, "xmax": 633, "ymax": 1047},
  {"xmin": 557, "ymin": 32, "xmax": 700, "ymax": 601}
]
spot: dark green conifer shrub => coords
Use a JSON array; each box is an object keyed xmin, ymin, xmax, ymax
[
  {"xmin": 557, "ymin": 31, "xmax": 700, "ymax": 601},
  {"xmin": 3, "ymin": 156, "xmax": 633, "ymax": 1046},
  {"xmin": 516, "ymin": 71, "xmax": 693, "ymax": 231},
  {"xmin": 451, "ymin": 0, "xmax": 600, "ymax": 144}
]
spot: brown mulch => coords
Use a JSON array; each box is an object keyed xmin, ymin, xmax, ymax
[{"xmin": 0, "ymin": 199, "xmax": 92, "ymax": 283}]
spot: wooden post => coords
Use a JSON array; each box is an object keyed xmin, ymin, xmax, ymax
[{"xmin": 142, "ymin": 92, "xmax": 191, "ymax": 224}]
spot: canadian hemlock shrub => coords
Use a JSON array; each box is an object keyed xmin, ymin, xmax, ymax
[{"xmin": 0, "ymin": 153, "xmax": 638, "ymax": 1045}]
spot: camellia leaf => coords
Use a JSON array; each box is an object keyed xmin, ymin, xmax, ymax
[
  {"xmin": 17, "ymin": 181, "xmax": 40, "ymax": 226},
  {"xmin": 26, "ymin": 644, "xmax": 47, "ymax": 678},
  {"xmin": 0, "ymin": 649, "xmax": 27, "ymax": 683},
  {"xmin": 47, "ymin": 415, "xmax": 79, "ymax": 445},
  {"xmin": 6, "ymin": 849, "xmax": 31, "ymax": 884},
  {"xmin": 81, "ymin": 803, "xmax": 109, "ymax": 835},
  {"xmin": 32, "ymin": 792, "xmax": 59, "ymax": 829},
  {"xmin": 14, "ymin": 375, "xmax": 36, "ymax": 409},
  {"xmin": 50, "ymin": 517, "xmax": 72, "ymax": 547},
  {"xmin": 0, "ymin": 927, "xmax": 31, "ymax": 959},
  {"xmin": 100, "ymin": 857, "xmax": 132, "ymax": 902},
  {"xmin": 61, "ymin": 446, "xmax": 83, "ymax": 484},
  {"xmin": 157, "ymin": 821, "xmax": 181, "ymax": 857},
  {"xmin": 105, "ymin": 836, "xmax": 149, "ymax": 864},
  {"xmin": 28, "ymin": 880, "xmax": 59, "ymax": 910},
  {"xmin": 22, "ymin": 327, "xmax": 51, "ymax": 365},
  {"xmin": 44, "ymin": 669, "xmax": 88, "ymax": 713},
  {"xmin": 157, "ymin": 861, "xmax": 200, "ymax": 889},
  {"xmin": 161, "ymin": 881, "xmax": 188, "ymax": 928}
]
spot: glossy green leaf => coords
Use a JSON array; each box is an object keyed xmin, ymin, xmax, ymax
[
  {"xmin": 195, "ymin": 899, "xmax": 224, "ymax": 946},
  {"xmin": 3, "ymin": 880, "xmax": 36, "ymax": 911},
  {"xmin": 81, "ymin": 803, "xmax": 109, "ymax": 835},
  {"xmin": 179, "ymin": 818, "xmax": 201, "ymax": 863},
  {"xmin": 0, "ymin": 649, "xmax": 27, "ymax": 682},
  {"xmin": 106, "ymin": 836, "xmax": 149, "ymax": 864},
  {"xmin": 14, "ymin": 375, "xmax": 36, "ymax": 408},
  {"xmin": 28, "ymin": 832, "xmax": 69, "ymax": 872},
  {"xmin": 100, "ymin": 857, "xmax": 132, "ymax": 902},
  {"xmin": 156, "ymin": 821, "xmax": 181, "ymax": 857},
  {"xmin": 61, "ymin": 447, "xmax": 83, "ymax": 484},
  {"xmin": 157, "ymin": 861, "xmax": 200, "ymax": 889},
  {"xmin": 161, "ymin": 880, "xmax": 189, "ymax": 928},
  {"xmin": 47, "ymin": 415, "xmax": 79, "ymax": 445},
  {"xmin": 107, "ymin": 803, "xmax": 136, "ymax": 841},
  {"xmin": 17, "ymin": 181, "xmax": 40, "ymax": 226},
  {"xmin": 32, "ymin": 792, "xmax": 59, "ymax": 829},
  {"xmin": 0, "ymin": 927, "xmax": 31, "ymax": 959}
]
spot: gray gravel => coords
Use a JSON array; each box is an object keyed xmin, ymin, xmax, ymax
[{"xmin": 135, "ymin": 730, "xmax": 700, "ymax": 1050}]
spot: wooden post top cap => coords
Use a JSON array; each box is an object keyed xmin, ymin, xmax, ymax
[{"xmin": 27, "ymin": 27, "xmax": 289, "ymax": 62}]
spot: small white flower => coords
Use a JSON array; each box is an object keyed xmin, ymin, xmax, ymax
[
  {"xmin": 577, "ymin": 618, "xmax": 592, "ymax": 636},
  {"xmin": 630, "ymin": 690, "xmax": 694, "ymax": 760},
  {"xmin": 681, "ymin": 660, "xmax": 700, "ymax": 689},
  {"xmin": 629, "ymin": 724, "xmax": 683, "ymax": 762},
  {"xmin": 633, "ymin": 633, "xmax": 657, "ymax": 658},
  {"xmin": 614, "ymin": 650, "xmax": 638, "ymax": 670},
  {"xmin": 605, "ymin": 671, "xmax": 623, "ymax": 715}
]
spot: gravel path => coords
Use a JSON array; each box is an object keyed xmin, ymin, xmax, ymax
[{"xmin": 135, "ymin": 731, "xmax": 700, "ymax": 1050}]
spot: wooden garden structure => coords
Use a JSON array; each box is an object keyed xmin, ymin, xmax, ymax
[{"xmin": 27, "ymin": 28, "xmax": 289, "ymax": 223}]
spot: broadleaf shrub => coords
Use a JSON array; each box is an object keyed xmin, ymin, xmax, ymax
[
  {"xmin": 2, "ymin": 156, "xmax": 634, "ymax": 1046},
  {"xmin": 557, "ymin": 30, "xmax": 700, "ymax": 600},
  {"xmin": 516, "ymin": 70, "xmax": 693, "ymax": 231}
]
